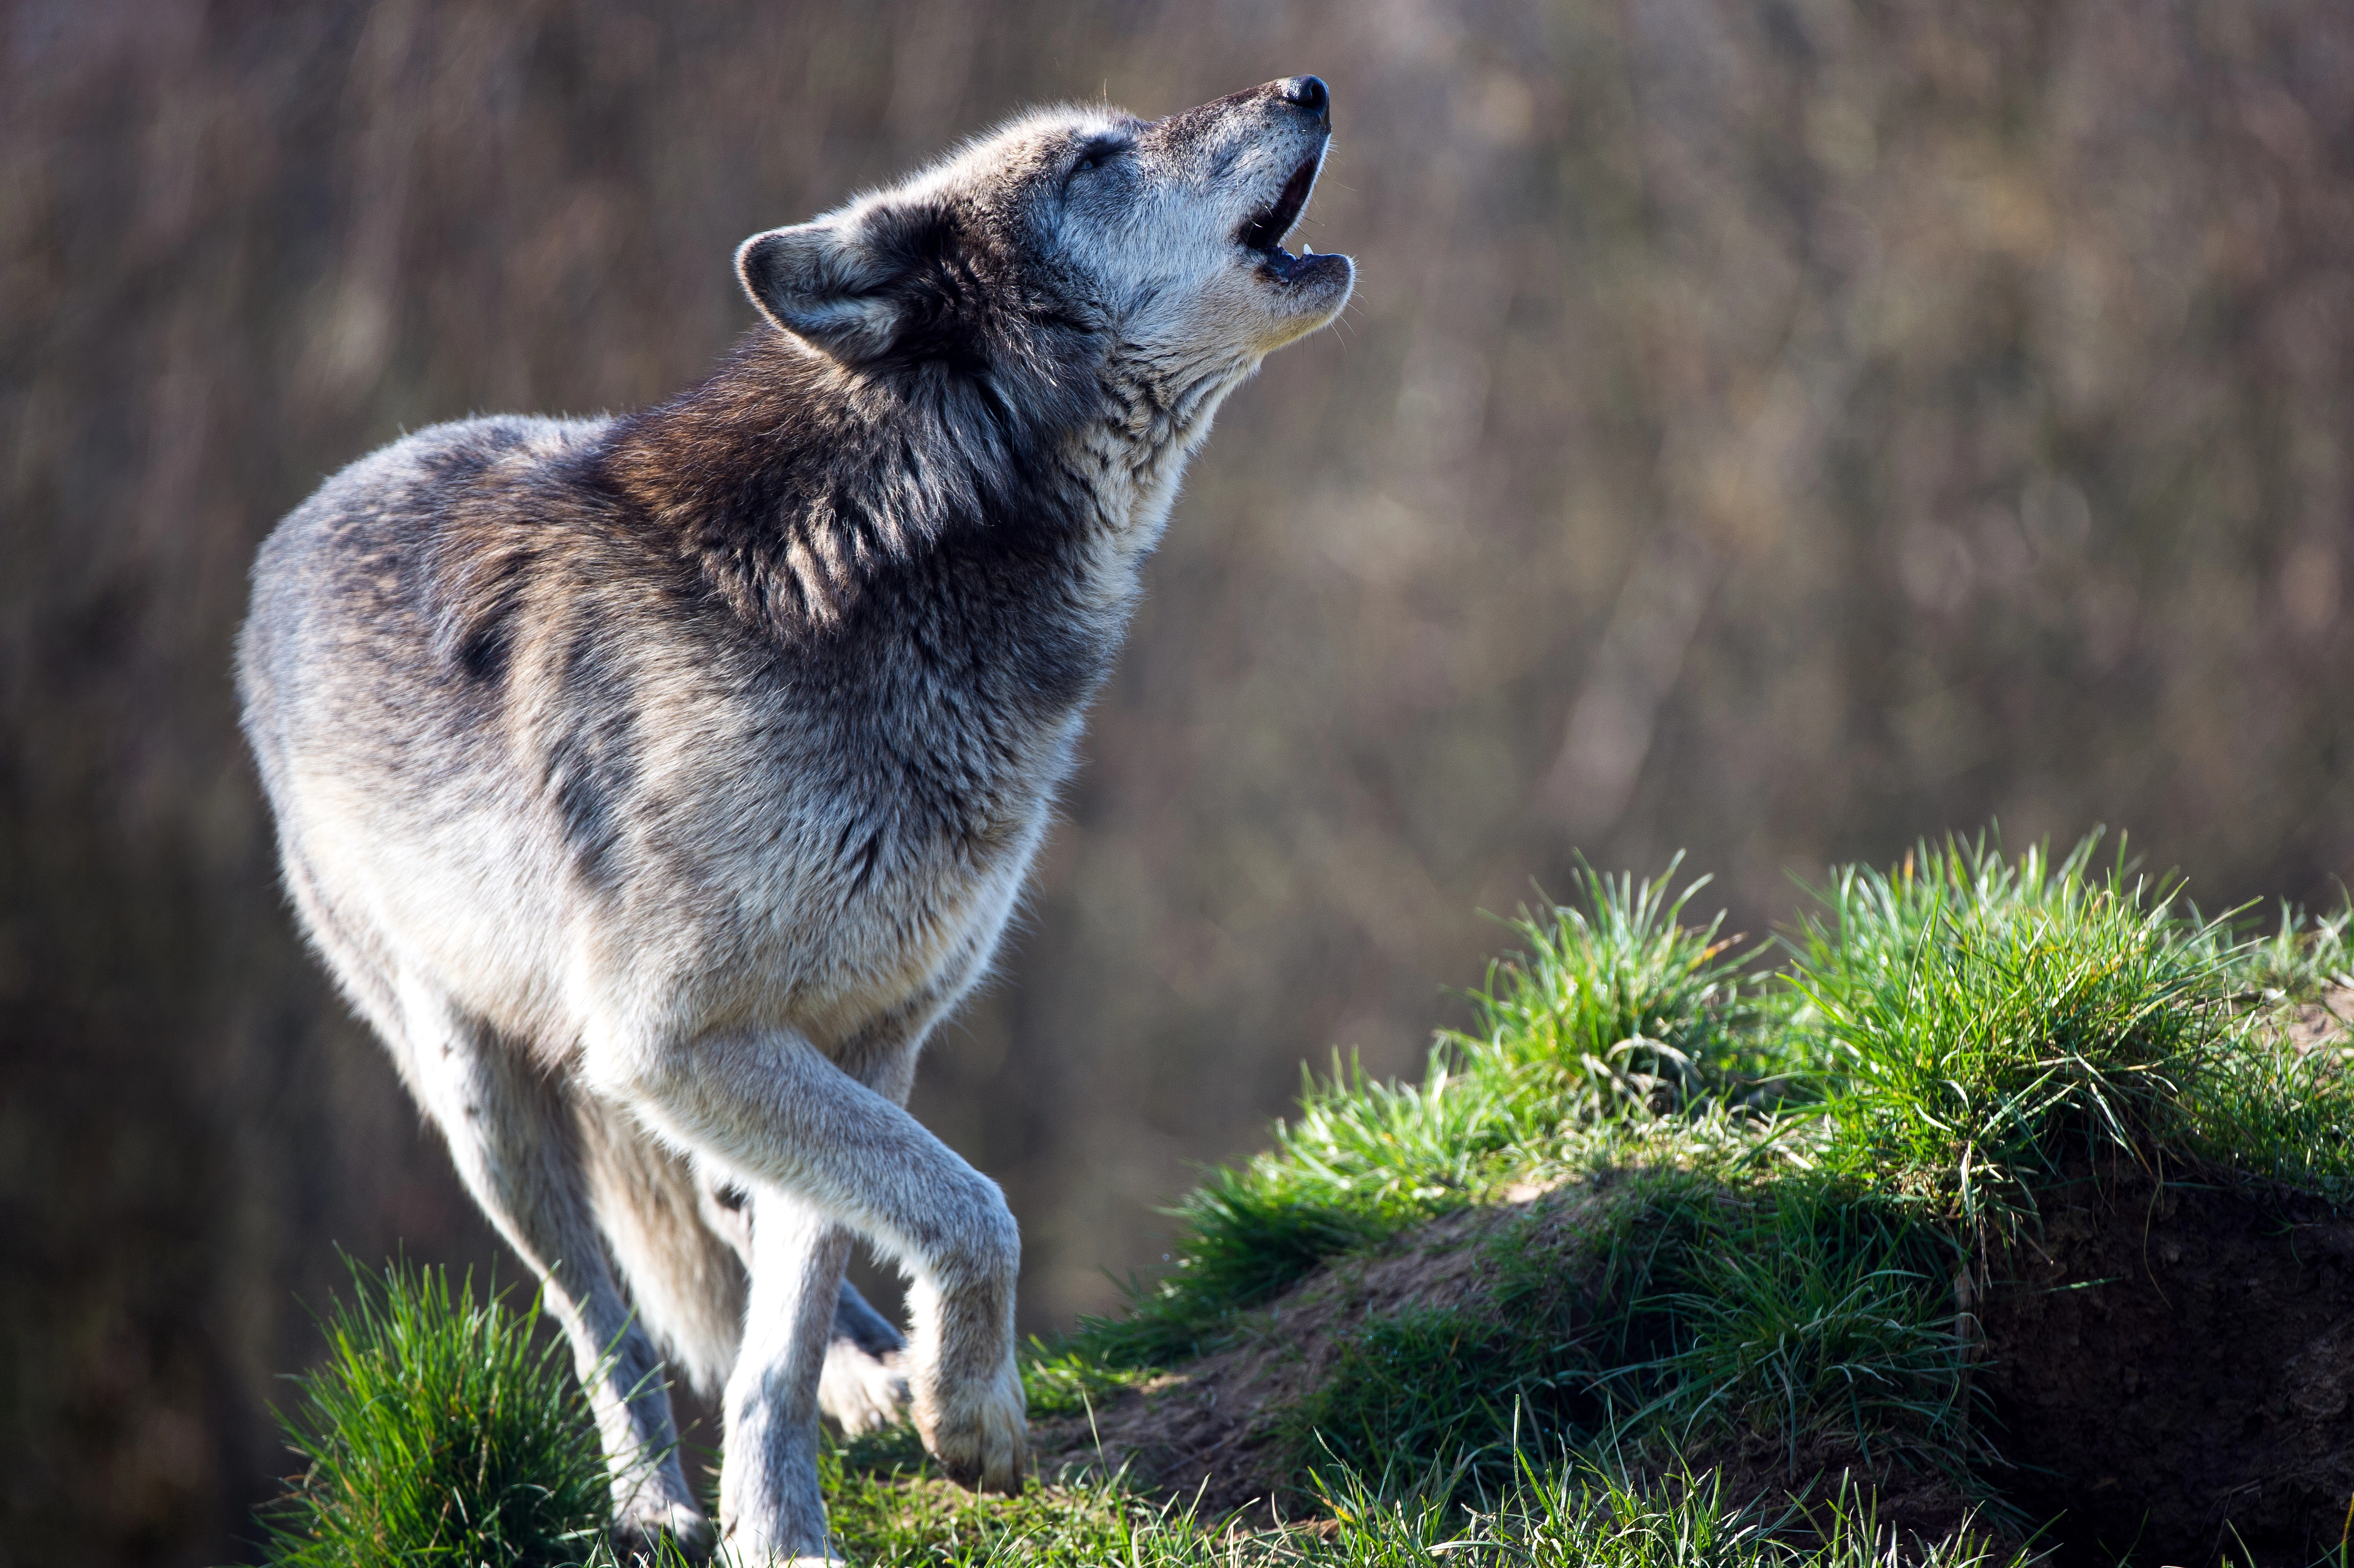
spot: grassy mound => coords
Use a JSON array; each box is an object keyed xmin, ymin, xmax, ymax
[
  {"xmin": 1015, "ymin": 831, "xmax": 2354, "ymax": 1560},
  {"xmin": 250, "ymin": 830, "xmax": 2354, "ymax": 1566}
]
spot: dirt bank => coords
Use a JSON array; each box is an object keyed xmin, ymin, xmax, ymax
[{"xmin": 1981, "ymin": 1169, "xmax": 2354, "ymax": 1566}]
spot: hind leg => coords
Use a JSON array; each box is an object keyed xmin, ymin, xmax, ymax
[
  {"xmin": 819, "ymin": 1275, "xmax": 910, "ymax": 1436},
  {"xmin": 391, "ymin": 979, "xmax": 711, "ymax": 1560},
  {"xmin": 698, "ymin": 1172, "xmax": 909, "ymax": 1436}
]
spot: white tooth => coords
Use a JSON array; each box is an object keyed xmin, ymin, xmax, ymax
[{"xmin": 1302, "ymin": 243, "xmax": 1314, "ymax": 253}]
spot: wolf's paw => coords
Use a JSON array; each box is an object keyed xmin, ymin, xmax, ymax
[
  {"xmin": 912, "ymin": 1352, "xmax": 1027, "ymax": 1494},
  {"xmin": 820, "ymin": 1337, "xmax": 911, "ymax": 1436},
  {"xmin": 612, "ymin": 1501, "xmax": 716, "ymax": 1564}
]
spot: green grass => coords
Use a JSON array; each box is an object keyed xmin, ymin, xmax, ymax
[
  {"xmin": 1071, "ymin": 856, "xmax": 1764, "ymax": 1368},
  {"xmin": 1265, "ymin": 1176, "xmax": 1975, "ymax": 1508},
  {"xmin": 250, "ymin": 828, "xmax": 2354, "ymax": 1565},
  {"xmin": 822, "ymin": 1444, "xmax": 2028, "ymax": 1568},
  {"xmin": 1786, "ymin": 833, "xmax": 2246, "ymax": 1241},
  {"xmin": 2220, "ymin": 896, "xmax": 2354, "ymax": 1001},
  {"xmin": 1282, "ymin": 1304, "xmax": 1550, "ymax": 1495},
  {"xmin": 251, "ymin": 1256, "xmax": 616, "ymax": 1568},
  {"xmin": 1463, "ymin": 854, "xmax": 1763, "ymax": 1120},
  {"xmin": 1620, "ymin": 1184, "xmax": 1972, "ymax": 1473},
  {"xmin": 1786, "ymin": 834, "xmax": 2354, "ymax": 1228}
]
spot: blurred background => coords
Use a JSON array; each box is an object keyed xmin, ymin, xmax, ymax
[{"xmin": 4, "ymin": 0, "xmax": 2350, "ymax": 1558}]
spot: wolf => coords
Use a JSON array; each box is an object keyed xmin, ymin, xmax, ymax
[{"xmin": 236, "ymin": 75, "xmax": 1351, "ymax": 1563}]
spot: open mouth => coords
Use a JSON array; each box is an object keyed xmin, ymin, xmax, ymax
[{"xmin": 1236, "ymin": 151, "xmax": 1330, "ymax": 281}]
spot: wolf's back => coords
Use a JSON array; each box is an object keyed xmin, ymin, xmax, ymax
[{"xmin": 238, "ymin": 414, "xmax": 619, "ymax": 798}]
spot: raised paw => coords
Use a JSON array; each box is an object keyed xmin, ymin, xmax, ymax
[
  {"xmin": 611, "ymin": 1500, "xmax": 716, "ymax": 1565},
  {"xmin": 911, "ymin": 1351, "xmax": 1027, "ymax": 1494}
]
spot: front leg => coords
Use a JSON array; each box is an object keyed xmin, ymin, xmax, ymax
[
  {"xmin": 695, "ymin": 1169, "xmax": 911, "ymax": 1436},
  {"xmin": 600, "ymin": 1027, "xmax": 1026, "ymax": 1544},
  {"xmin": 721, "ymin": 1191, "xmax": 853, "ymax": 1565}
]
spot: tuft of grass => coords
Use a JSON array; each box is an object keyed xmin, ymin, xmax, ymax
[
  {"xmin": 1620, "ymin": 1184, "xmax": 1974, "ymax": 1476},
  {"xmin": 1460, "ymin": 854, "xmax": 1763, "ymax": 1122},
  {"xmin": 2220, "ymin": 896, "xmax": 2354, "ymax": 1001},
  {"xmin": 1283, "ymin": 1305, "xmax": 1556, "ymax": 1497},
  {"xmin": 1785, "ymin": 832, "xmax": 2245, "ymax": 1242},
  {"xmin": 1772, "ymin": 831, "xmax": 2354, "ymax": 1243},
  {"xmin": 251, "ymin": 1256, "xmax": 615, "ymax": 1568},
  {"xmin": 1069, "ymin": 858, "xmax": 1757, "ymax": 1369}
]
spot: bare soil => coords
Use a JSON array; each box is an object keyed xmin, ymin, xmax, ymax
[
  {"xmin": 1034, "ymin": 1194, "xmax": 1539, "ymax": 1520},
  {"xmin": 1979, "ymin": 1167, "xmax": 2354, "ymax": 1566}
]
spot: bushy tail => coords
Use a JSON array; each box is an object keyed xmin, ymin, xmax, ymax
[{"xmin": 574, "ymin": 1091, "xmax": 746, "ymax": 1398}]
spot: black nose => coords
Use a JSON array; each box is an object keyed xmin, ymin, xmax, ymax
[{"xmin": 1281, "ymin": 75, "xmax": 1330, "ymax": 120}]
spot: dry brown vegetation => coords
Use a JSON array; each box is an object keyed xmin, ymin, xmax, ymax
[{"xmin": 5, "ymin": 3, "xmax": 2353, "ymax": 1562}]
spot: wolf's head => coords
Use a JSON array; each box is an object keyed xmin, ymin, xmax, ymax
[{"xmin": 735, "ymin": 77, "xmax": 1353, "ymax": 428}]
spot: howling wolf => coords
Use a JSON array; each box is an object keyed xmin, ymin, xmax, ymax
[{"xmin": 238, "ymin": 75, "xmax": 1351, "ymax": 1563}]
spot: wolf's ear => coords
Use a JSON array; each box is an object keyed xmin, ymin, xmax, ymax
[{"xmin": 736, "ymin": 218, "xmax": 905, "ymax": 363}]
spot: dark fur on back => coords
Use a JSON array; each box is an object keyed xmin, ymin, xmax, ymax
[
  {"xmin": 404, "ymin": 319, "xmax": 1121, "ymax": 920},
  {"xmin": 603, "ymin": 328, "xmax": 1116, "ymax": 702},
  {"xmin": 253, "ymin": 305, "xmax": 1126, "ymax": 925}
]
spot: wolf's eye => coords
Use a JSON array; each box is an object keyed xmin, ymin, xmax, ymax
[{"xmin": 1064, "ymin": 139, "xmax": 1127, "ymax": 187}]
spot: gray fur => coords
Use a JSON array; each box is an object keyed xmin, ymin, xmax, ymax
[{"xmin": 238, "ymin": 77, "xmax": 1350, "ymax": 1564}]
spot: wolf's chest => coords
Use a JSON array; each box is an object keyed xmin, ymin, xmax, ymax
[{"xmin": 720, "ymin": 803, "xmax": 1042, "ymax": 1056}]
